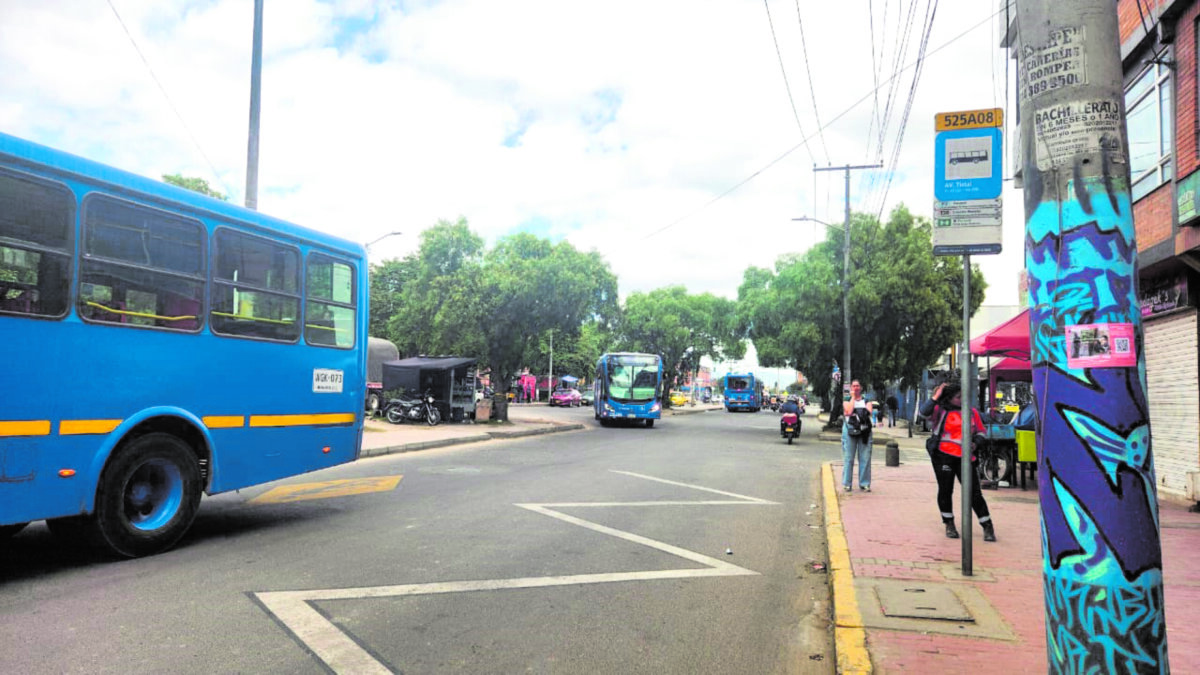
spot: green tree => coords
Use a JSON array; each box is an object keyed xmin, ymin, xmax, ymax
[
  {"xmin": 525, "ymin": 320, "xmax": 613, "ymax": 387},
  {"xmin": 368, "ymin": 257, "xmax": 417, "ymax": 338},
  {"xmin": 738, "ymin": 205, "xmax": 985, "ymax": 413},
  {"xmin": 617, "ymin": 287, "xmax": 745, "ymax": 407},
  {"xmin": 162, "ymin": 174, "xmax": 227, "ymax": 201},
  {"xmin": 480, "ymin": 233, "xmax": 618, "ymax": 397},
  {"xmin": 384, "ymin": 218, "xmax": 488, "ymax": 359}
]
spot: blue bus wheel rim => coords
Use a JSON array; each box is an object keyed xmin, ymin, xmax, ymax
[{"xmin": 123, "ymin": 459, "xmax": 184, "ymax": 532}]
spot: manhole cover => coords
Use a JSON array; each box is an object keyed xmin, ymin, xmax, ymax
[{"xmin": 875, "ymin": 584, "xmax": 974, "ymax": 622}]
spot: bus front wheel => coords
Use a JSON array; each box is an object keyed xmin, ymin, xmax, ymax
[
  {"xmin": 92, "ymin": 433, "xmax": 202, "ymax": 558},
  {"xmin": 645, "ymin": 419, "xmax": 655, "ymax": 428}
]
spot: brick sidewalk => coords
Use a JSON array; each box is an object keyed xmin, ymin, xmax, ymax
[{"xmin": 823, "ymin": 458, "xmax": 1200, "ymax": 673}]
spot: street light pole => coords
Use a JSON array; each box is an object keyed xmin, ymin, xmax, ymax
[{"xmin": 365, "ymin": 231, "xmax": 404, "ymax": 252}]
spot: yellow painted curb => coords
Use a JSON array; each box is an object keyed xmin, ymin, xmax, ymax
[{"xmin": 823, "ymin": 462, "xmax": 873, "ymax": 674}]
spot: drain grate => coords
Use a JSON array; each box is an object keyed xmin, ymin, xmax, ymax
[{"xmin": 875, "ymin": 584, "xmax": 974, "ymax": 622}]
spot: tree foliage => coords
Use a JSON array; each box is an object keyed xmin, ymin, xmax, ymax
[
  {"xmin": 616, "ymin": 286, "xmax": 745, "ymax": 405},
  {"xmin": 368, "ymin": 219, "xmax": 619, "ymax": 403},
  {"xmin": 162, "ymin": 173, "xmax": 227, "ymax": 201},
  {"xmin": 481, "ymin": 233, "xmax": 618, "ymax": 389},
  {"xmin": 738, "ymin": 206, "xmax": 986, "ymax": 408}
]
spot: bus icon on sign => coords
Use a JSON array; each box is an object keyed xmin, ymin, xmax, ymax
[{"xmin": 949, "ymin": 150, "xmax": 989, "ymax": 165}]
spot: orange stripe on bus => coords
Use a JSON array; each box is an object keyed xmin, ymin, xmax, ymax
[
  {"xmin": 203, "ymin": 416, "xmax": 246, "ymax": 429},
  {"xmin": 248, "ymin": 413, "xmax": 356, "ymax": 428},
  {"xmin": 0, "ymin": 420, "xmax": 52, "ymax": 437},
  {"xmin": 59, "ymin": 419, "xmax": 123, "ymax": 435}
]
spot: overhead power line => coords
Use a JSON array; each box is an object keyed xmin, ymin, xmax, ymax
[
  {"xmin": 643, "ymin": 5, "xmax": 999, "ymax": 241},
  {"xmin": 762, "ymin": 0, "xmax": 817, "ymax": 166},
  {"xmin": 104, "ymin": 0, "xmax": 231, "ymax": 197},
  {"xmin": 794, "ymin": 0, "xmax": 831, "ymax": 163}
]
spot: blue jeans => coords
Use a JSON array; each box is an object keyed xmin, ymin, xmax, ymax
[{"xmin": 842, "ymin": 422, "xmax": 872, "ymax": 488}]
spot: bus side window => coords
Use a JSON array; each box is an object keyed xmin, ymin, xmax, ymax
[
  {"xmin": 305, "ymin": 253, "xmax": 355, "ymax": 349},
  {"xmin": 79, "ymin": 196, "xmax": 205, "ymax": 332},
  {"xmin": 0, "ymin": 169, "xmax": 74, "ymax": 318},
  {"xmin": 211, "ymin": 229, "xmax": 300, "ymax": 342}
]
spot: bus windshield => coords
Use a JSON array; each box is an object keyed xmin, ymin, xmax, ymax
[
  {"xmin": 606, "ymin": 355, "xmax": 659, "ymax": 402},
  {"xmin": 727, "ymin": 376, "xmax": 751, "ymax": 391}
]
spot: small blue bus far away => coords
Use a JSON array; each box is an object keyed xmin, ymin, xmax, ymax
[
  {"xmin": 723, "ymin": 373, "xmax": 761, "ymax": 412},
  {"xmin": 593, "ymin": 353, "xmax": 663, "ymax": 427}
]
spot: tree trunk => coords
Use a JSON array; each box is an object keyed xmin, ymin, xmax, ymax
[{"xmin": 492, "ymin": 393, "xmax": 509, "ymax": 422}]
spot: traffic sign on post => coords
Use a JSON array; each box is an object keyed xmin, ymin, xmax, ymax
[{"xmin": 933, "ymin": 108, "xmax": 1004, "ymax": 256}]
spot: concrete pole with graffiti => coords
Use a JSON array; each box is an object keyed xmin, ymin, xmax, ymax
[{"xmin": 1016, "ymin": 1, "xmax": 1169, "ymax": 671}]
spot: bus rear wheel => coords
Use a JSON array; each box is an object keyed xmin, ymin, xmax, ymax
[
  {"xmin": 0, "ymin": 522, "xmax": 28, "ymax": 539},
  {"xmin": 92, "ymin": 433, "xmax": 202, "ymax": 558}
]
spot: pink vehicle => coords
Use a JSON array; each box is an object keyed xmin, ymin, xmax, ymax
[{"xmin": 550, "ymin": 387, "xmax": 583, "ymax": 407}]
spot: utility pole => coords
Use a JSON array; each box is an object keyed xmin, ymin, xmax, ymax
[
  {"xmin": 813, "ymin": 163, "xmax": 882, "ymax": 405},
  {"xmin": 244, "ymin": 0, "xmax": 264, "ymax": 210},
  {"xmin": 548, "ymin": 330, "xmax": 554, "ymax": 402},
  {"xmin": 1016, "ymin": 1, "xmax": 1168, "ymax": 670}
]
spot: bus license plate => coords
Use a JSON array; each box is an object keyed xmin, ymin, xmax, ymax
[{"xmin": 626, "ymin": 413, "xmax": 636, "ymax": 418}]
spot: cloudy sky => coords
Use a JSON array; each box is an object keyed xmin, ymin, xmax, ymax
[{"xmin": 0, "ymin": 0, "xmax": 1025, "ymax": 309}]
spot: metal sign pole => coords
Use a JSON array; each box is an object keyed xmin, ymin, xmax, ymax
[{"xmin": 961, "ymin": 254, "xmax": 973, "ymax": 576}]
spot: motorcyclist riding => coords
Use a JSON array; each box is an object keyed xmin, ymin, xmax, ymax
[{"xmin": 779, "ymin": 396, "xmax": 801, "ymax": 434}]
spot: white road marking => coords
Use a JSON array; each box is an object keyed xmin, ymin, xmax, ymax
[{"xmin": 254, "ymin": 470, "xmax": 778, "ymax": 674}]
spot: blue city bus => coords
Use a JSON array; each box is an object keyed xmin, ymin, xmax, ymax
[
  {"xmin": 593, "ymin": 353, "xmax": 663, "ymax": 427},
  {"xmin": 723, "ymin": 373, "xmax": 761, "ymax": 412},
  {"xmin": 0, "ymin": 133, "xmax": 368, "ymax": 557}
]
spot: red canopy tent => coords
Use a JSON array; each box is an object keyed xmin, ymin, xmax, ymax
[
  {"xmin": 970, "ymin": 310, "xmax": 1033, "ymax": 417},
  {"xmin": 970, "ymin": 308, "xmax": 1031, "ymax": 359}
]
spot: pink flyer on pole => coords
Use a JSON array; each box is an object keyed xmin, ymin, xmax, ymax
[{"xmin": 1065, "ymin": 323, "xmax": 1136, "ymax": 369}]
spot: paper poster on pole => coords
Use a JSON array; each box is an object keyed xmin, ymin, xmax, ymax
[{"xmin": 1065, "ymin": 323, "xmax": 1136, "ymax": 368}]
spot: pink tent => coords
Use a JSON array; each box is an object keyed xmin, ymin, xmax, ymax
[{"xmin": 970, "ymin": 309, "xmax": 1031, "ymax": 359}]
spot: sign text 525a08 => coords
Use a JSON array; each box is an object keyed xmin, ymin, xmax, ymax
[{"xmin": 935, "ymin": 108, "xmax": 1003, "ymax": 132}]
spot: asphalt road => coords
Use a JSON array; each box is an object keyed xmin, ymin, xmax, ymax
[{"xmin": 1, "ymin": 407, "xmax": 841, "ymax": 674}]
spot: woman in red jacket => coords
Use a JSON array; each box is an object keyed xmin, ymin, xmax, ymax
[{"xmin": 921, "ymin": 381, "xmax": 996, "ymax": 541}]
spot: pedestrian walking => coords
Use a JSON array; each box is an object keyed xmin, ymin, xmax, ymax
[
  {"xmin": 920, "ymin": 381, "xmax": 996, "ymax": 541},
  {"xmin": 841, "ymin": 380, "xmax": 874, "ymax": 492},
  {"xmin": 886, "ymin": 394, "xmax": 898, "ymax": 427}
]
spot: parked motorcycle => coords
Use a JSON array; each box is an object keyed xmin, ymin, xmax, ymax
[
  {"xmin": 780, "ymin": 412, "xmax": 800, "ymax": 444},
  {"xmin": 385, "ymin": 390, "xmax": 442, "ymax": 426}
]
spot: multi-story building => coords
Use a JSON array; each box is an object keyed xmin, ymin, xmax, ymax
[{"xmin": 1003, "ymin": 0, "xmax": 1200, "ymax": 503}]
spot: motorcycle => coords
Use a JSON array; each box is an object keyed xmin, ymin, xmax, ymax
[
  {"xmin": 780, "ymin": 412, "xmax": 800, "ymax": 444},
  {"xmin": 385, "ymin": 390, "xmax": 442, "ymax": 426}
]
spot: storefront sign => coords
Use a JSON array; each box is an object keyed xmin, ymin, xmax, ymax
[
  {"xmin": 1139, "ymin": 275, "xmax": 1189, "ymax": 318},
  {"xmin": 1066, "ymin": 323, "xmax": 1135, "ymax": 369},
  {"xmin": 1178, "ymin": 171, "xmax": 1200, "ymax": 225}
]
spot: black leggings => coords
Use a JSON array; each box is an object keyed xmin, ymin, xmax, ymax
[{"xmin": 930, "ymin": 449, "xmax": 991, "ymax": 522}]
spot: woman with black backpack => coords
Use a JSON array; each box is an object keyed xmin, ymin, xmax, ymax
[
  {"xmin": 841, "ymin": 380, "xmax": 875, "ymax": 492},
  {"xmin": 920, "ymin": 381, "xmax": 996, "ymax": 541}
]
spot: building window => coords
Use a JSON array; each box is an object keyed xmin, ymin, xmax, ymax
[{"xmin": 1126, "ymin": 60, "xmax": 1172, "ymax": 201}]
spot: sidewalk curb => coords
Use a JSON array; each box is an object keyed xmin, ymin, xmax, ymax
[
  {"xmin": 487, "ymin": 423, "xmax": 587, "ymax": 439},
  {"xmin": 822, "ymin": 462, "xmax": 873, "ymax": 674},
  {"xmin": 361, "ymin": 422, "xmax": 585, "ymax": 457},
  {"xmin": 360, "ymin": 433, "xmax": 492, "ymax": 457}
]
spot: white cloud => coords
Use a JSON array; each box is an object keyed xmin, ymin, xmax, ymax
[{"xmin": 1, "ymin": 0, "xmax": 1023, "ymax": 305}]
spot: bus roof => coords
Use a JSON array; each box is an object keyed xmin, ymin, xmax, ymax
[{"xmin": 0, "ymin": 131, "xmax": 365, "ymax": 256}]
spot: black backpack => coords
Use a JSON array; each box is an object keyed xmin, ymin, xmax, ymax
[{"xmin": 846, "ymin": 407, "xmax": 872, "ymax": 437}]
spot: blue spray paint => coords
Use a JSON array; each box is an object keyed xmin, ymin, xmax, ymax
[{"xmin": 1026, "ymin": 174, "xmax": 1168, "ymax": 672}]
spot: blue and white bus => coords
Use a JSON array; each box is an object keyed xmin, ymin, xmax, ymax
[
  {"xmin": 723, "ymin": 373, "xmax": 761, "ymax": 412},
  {"xmin": 0, "ymin": 133, "xmax": 368, "ymax": 557},
  {"xmin": 593, "ymin": 353, "xmax": 662, "ymax": 427}
]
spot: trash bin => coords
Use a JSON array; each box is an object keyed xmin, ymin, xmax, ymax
[{"xmin": 476, "ymin": 398, "xmax": 492, "ymax": 422}]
